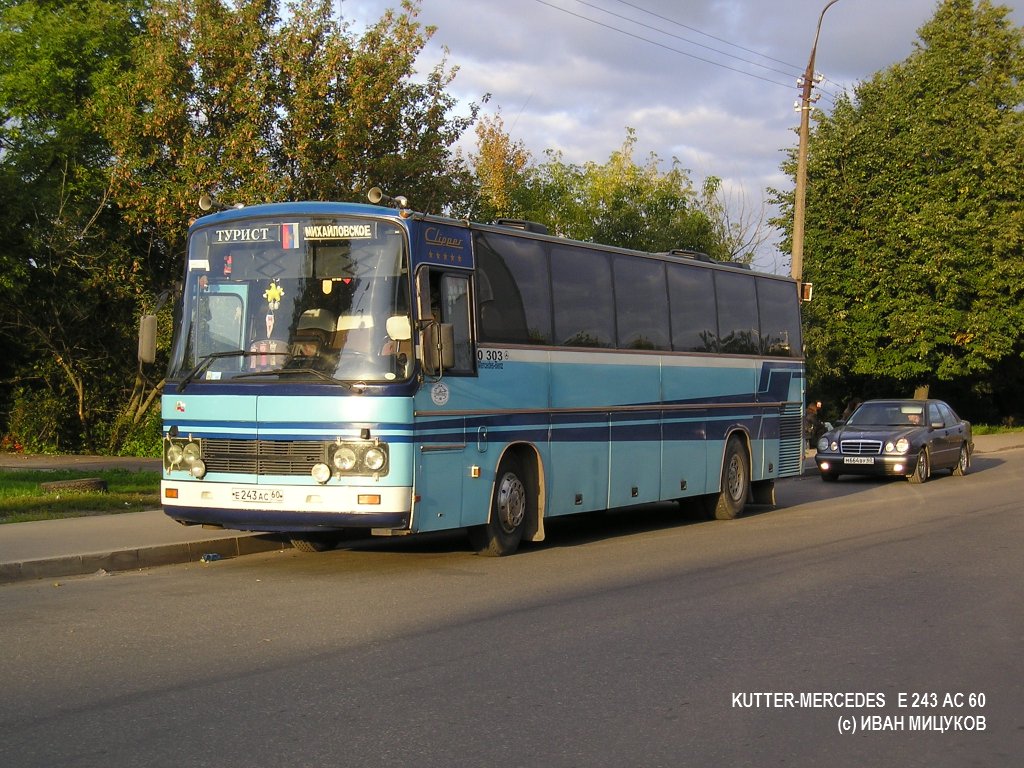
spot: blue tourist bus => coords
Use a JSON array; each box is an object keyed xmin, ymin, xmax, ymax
[{"xmin": 146, "ymin": 193, "xmax": 805, "ymax": 555}]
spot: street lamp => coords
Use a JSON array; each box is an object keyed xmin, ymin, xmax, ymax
[{"xmin": 791, "ymin": 0, "xmax": 842, "ymax": 287}]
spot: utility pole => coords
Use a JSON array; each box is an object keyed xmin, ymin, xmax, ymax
[{"xmin": 791, "ymin": 0, "xmax": 842, "ymax": 288}]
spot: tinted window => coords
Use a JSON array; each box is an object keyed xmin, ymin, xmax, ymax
[
  {"xmin": 474, "ymin": 231, "xmax": 552, "ymax": 344},
  {"xmin": 551, "ymin": 245, "xmax": 614, "ymax": 348},
  {"xmin": 442, "ymin": 274, "xmax": 474, "ymax": 371},
  {"xmin": 715, "ymin": 271, "xmax": 759, "ymax": 355},
  {"xmin": 667, "ymin": 263, "xmax": 717, "ymax": 352},
  {"xmin": 935, "ymin": 402, "xmax": 958, "ymax": 427},
  {"xmin": 613, "ymin": 256, "xmax": 669, "ymax": 350},
  {"xmin": 757, "ymin": 278, "xmax": 802, "ymax": 357}
]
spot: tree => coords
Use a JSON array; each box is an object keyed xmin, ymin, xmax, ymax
[
  {"xmin": 774, "ymin": 0, "xmax": 1024, "ymax": 421},
  {"xmin": 510, "ymin": 128, "xmax": 724, "ymax": 255},
  {"xmin": 0, "ymin": 0, "xmax": 483, "ymax": 453},
  {"xmin": 470, "ymin": 111, "xmax": 532, "ymax": 221},
  {"xmin": 102, "ymin": 0, "xmax": 480, "ymax": 244},
  {"xmin": 0, "ymin": 0, "xmax": 148, "ymax": 451},
  {"xmin": 694, "ymin": 176, "xmax": 771, "ymax": 265}
]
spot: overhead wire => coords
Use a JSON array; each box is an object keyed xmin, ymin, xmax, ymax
[{"xmin": 534, "ymin": 0, "xmax": 849, "ymax": 104}]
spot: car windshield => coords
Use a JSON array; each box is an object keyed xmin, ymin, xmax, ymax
[
  {"xmin": 168, "ymin": 215, "xmax": 412, "ymax": 386},
  {"xmin": 847, "ymin": 402, "xmax": 925, "ymax": 427}
]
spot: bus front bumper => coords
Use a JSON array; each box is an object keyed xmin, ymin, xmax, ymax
[{"xmin": 161, "ymin": 480, "xmax": 412, "ymax": 533}]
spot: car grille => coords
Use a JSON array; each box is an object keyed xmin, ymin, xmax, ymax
[
  {"xmin": 840, "ymin": 440, "xmax": 882, "ymax": 456},
  {"xmin": 202, "ymin": 439, "xmax": 326, "ymax": 476}
]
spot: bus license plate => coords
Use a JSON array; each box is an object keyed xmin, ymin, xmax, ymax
[
  {"xmin": 843, "ymin": 457, "xmax": 874, "ymax": 465},
  {"xmin": 231, "ymin": 488, "xmax": 284, "ymax": 503}
]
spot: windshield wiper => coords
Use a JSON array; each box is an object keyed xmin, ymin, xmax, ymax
[
  {"xmin": 176, "ymin": 350, "xmax": 247, "ymax": 392},
  {"xmin": 231, "ymin": 367, "xmax": 353, "ymax": 388}
]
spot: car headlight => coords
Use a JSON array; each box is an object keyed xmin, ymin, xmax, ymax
[
  {"xmin": 817, "ymin": 437, "xmax": 829, "ymax": 452},
  {"xmin": 894, "ymin": 438, "xmax": 910, "ymax": 454}
]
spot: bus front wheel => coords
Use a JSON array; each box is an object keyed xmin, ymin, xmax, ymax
[
  {"xmin": 707, "ymin": 437, "xmax": 750, "ymax": 520},
  {"xmin": 469, "ymin": 456, "xmax": 528, "ymax": 557}
]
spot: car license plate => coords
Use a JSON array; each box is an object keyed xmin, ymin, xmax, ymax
[
  {"xmin": 231, "ymin": 487, "xmax": 284, "ymax": 503},
  {"xmin": 843, "ymin": 457, "xmax": 874, "ymax": 465}
]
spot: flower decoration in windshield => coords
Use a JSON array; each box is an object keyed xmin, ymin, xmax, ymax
[{"xmin": 263, "ymin": 280, "xmax": 284, "ymax": 311}]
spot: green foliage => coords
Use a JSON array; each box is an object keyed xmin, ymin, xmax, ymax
[
  {"xmin": 101, "ymin": 0, "xmax": 480, "ymax": 241},
  {"xmin": 501, "ymin": 128, "xmax": 725, "ymax": 256},
  {"xmin": 775, "ymin": 0, "xmax": 1024, "ymax": 421},
  {"xmin": 0, "ymin": 0, "xmax": 150, "ymax": 452},
  {"xmin": 0, "ymin": 0, "xmax": 482, "ymax": 455}
]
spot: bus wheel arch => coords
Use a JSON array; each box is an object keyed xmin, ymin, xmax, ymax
[
  {"xmin": 469, "ymin": 444, "xmax": 544, "ymax": 556},
  {"xmin": 706, "ymin": 431, "xmax": 751, "ymax": 521}
]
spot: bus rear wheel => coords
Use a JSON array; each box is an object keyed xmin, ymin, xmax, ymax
[
  {"xmin": 469, "ymin": 456, "xmax": 528, "ymax": 557},
  {"xmin": 707, "ymin": 436, "xmax": 750, "ymax": 520}
]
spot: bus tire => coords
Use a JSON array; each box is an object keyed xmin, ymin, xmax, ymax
[
  {"xmin": 708, "ymin": 436, "xmax": 749, "ymax": 520},
  {"xmin": 469, "ymin": 455, "xmax": 528, "ymax": 557}
]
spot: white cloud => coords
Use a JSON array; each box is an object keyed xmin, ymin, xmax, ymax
[{"xmin": 341, "ymin": 0, "xmax": 1023, "ymax": 263}]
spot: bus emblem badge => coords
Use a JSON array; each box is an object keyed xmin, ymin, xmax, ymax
[{"xmin": 431, "ymin": 382, "xmax": 450, "ymax": 407}]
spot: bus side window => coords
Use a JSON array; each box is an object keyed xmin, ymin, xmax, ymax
[{"xmin": 439, "ymin": 273, "xmax": 474, "ymax": 372}]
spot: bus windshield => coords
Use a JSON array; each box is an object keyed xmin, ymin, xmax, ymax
[{"xmin": 169, "ymin": 215, "xmax": 412, "ymax": 385}]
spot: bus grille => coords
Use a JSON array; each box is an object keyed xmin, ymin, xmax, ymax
[
  {"xmin": 201, "ymin": 439, "xmax": 326, "ymax": 476},
  {"xmin": 777, "ymin": 405, "xmax": 804, "ymax": 477},
  {"xmin": 840, "ymin": 440, "xmax": 882, "ymax": 456}
]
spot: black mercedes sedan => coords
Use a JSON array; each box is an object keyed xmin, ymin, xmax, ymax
[{"xmin": 814, "ymin": 399, "xmax": 973, "ymax": 483}]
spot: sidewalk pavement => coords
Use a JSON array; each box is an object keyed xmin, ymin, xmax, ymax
[
  {"xmin": 2, "ymin": 433, "xmax": 1022, "ymax": 584},
  {"xmin": 1, "ymin": 454, "xmax": 287, "ymax": 584}
]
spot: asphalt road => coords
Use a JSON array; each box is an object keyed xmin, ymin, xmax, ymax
[{"xmin": 1, "ymin": 449, "xmax": 1021, "ymax": 767}]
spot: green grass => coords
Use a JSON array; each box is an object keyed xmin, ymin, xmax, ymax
[
  {"xmin": 0, "ymin": 468, "xmax": 161, "ymax": 524},
  {"xmin": 973, "ymin": 424, "xmax": 1024, "ymax": 435}
]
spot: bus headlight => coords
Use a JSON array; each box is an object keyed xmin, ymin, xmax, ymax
[
  {"xmin": 364, "ymin": 447, "xmax": 386, "ymax": 472},
  {"xmin": 332, "ymin": 446, "xmax": 358, "ymax": 471},
  {"xmin": 165, "ymin": 437, "xmax": 203, "ymax": 473},
  {"xmin": 166, "ymin": 443, "xmax": 184, "ymax": 467},
  {"xmin": 324, "ymin": 440, "xmax": 390, "ymax": 477},
  {"xmin": 183, "ymin": 442, "xmax": 202, "ymax": 466}
]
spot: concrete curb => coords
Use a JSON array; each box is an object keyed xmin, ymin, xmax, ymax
[{"xmin": 0, "ymin": 534, "xmax": 289, "ymax": 584}]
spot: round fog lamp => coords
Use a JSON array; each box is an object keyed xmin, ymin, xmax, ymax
[
  {"xmin": 189, "ymin": 459, "xmax": 207, "ymax": 479},
  {"xmin": 311, "ymin": 462, "xmax": 332, "ymax": 484}
]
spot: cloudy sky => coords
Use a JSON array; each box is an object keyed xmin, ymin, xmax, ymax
[{"xmin": 340, "ymin": 0, "xmax": 1022, "ymax": 267}]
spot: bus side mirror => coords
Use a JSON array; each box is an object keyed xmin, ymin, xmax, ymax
[
  {"xmin": 138, "ymin": 314, "xmax": 157, "ymax": 364},
  {"xmin": 420, "ymin": 323, "xmax": 455, "ymax": 375}
]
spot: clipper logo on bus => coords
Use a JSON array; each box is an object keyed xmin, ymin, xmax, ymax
[{"xmin": 414, "ymin": 223, "xmax": 473, "ymax": 269}]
